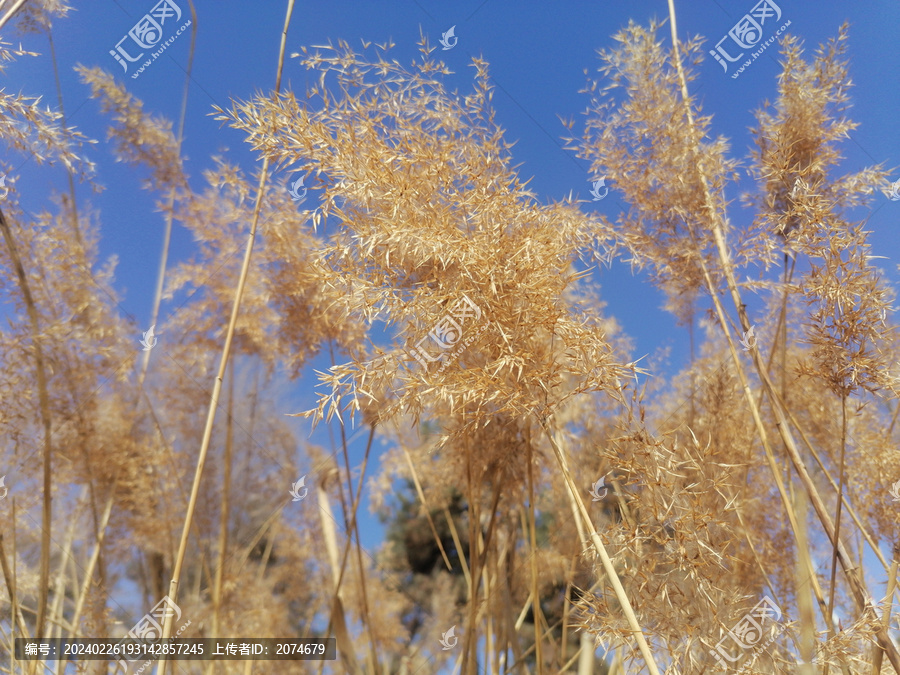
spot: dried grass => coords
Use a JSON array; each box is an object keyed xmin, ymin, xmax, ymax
[{"xmin": 1, "ymin": 3, "xmax": 899, "ymax": 674}]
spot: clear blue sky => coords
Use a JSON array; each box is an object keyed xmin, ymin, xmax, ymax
[{"xmin": 4, "ymin": 0, "xmax": 900, "ymax": 630}]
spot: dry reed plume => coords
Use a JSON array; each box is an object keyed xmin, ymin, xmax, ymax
[{"xmin": 0, "ymin": 2, "xmax": 899, "ymax": 674}]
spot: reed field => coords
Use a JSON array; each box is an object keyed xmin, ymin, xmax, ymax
[{"xmin": 1, "ymin": 0, "xmax": 899, "ymax": 672}]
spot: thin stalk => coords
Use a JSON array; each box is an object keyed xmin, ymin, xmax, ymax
[
  {"xmin": 400, "ymin": 445, "xmax": 454, "ymax": 573},
  {"xmin": 509, "ymin": 585, "xmax": 600, "ymax": 673},
  {"xmin": 556, "ymin": 641, "xmax": 584, "ymax": 675},
  {"xmin": 458, "ymin": 459, "xmax": 508, "ymax": 674},
  {"xmin": 665, "ymin": 3, "xmax": 900, "ymax": 667},
  {"xmin": 206, "ymin": 360, "xmax": 235, "ymax": 675},
  {"xmin": 471, "ymin": 571, "xmax": 516, "ymax": 675},
  {"xmin": 156, "ymin": 4, "xmax": 295, "ymax": 672},
  {"xmin": 463, "ymin": 435, "xmax": 480, "ymax": 675},
  {"xmin": 559, "ymin": 556, "xmax": 578, "ymax": 672},
  {"xmin": 317, "ymin": 472, "xmax": 365, "ymax": 675},
  {"xmin": 47, "ymin": 487, "xmax": 85, "ymax": 643},
  {"xmin": 57, "ymin": 480, "xmax": 117, "ymax": 675},
  {"xmin": 332, "ymin": 395, "xmax": 378, "ymax": 673},
  {"xmin": 824, "ymin": 395, "xmax": 849, "ymax": 675},
  {"xmin": 871, "ymin": 542, "xmax": 899, "ymax": 675},
  {"xmin": 759, "ymin": 255, "xmax": 797, "ymax": 381},
  {"xmin": 485, "ymin": 555, "xmax": 494, "ymax": 675},
  {"xmin": 457, "ymin": 461, "xmax": 505, "ymax": 675},
  {"xmin": 49, "ymin": 41, "xmax": 131, "ymax": 631},
  {"xmin": 733, "ymin": 505, "xmax": 779, "ymax": 601},
  {"xmin": 326, "ymin": 426, "xmax": 380, "ymax": 667},
  {"xmin": 501, "ymin": 546, "xmax": 530, "ymax": 675},
  {"xmin": 516, "ymin": 588, "xmax": 535, "ymax": 632},
  {"xmin": 549, "ymin": 425, "xmax": 586, "ymax": 548},
  {"xmin": 688, "ymin": 306, "xmax": 696, "ymax": 423},
  {"xmin": 474, "ymin": 484, "xmax": 503, "ymax": 591},
  {"xmin": 300, "ymin": 594, "xmax": 323, "ymax": 640},
  {"xmin": 0, "ymin": 208, "xmax": 52, "ymax": 646},
  {"xmin": 539, "ymin": 418, "xmax": 662, "ymax": 675},
  {"xmin": 494, "ymin": 531, "xmax": 513, "ymax": 675},
  {"xmin": 761, "ymin": 363, "xmax": 899, "ymax": 665},
  {"xmin": 232, "ymin": 506, "xmax": 281, "ymax": 577},
  {"xmin": 795, "ymin": 485, "xmax": 821, "ymax": 674},
  {"xmin": 609, "ymin": 650, "xmax": 624, "ymax": 675},
  {"xmin": 785, "ymin": 398, "xmax": 898, "ymax": 585},
  {"xmin": 755, "ymin": 362, "xmax": 900, "ymax": 621},
  {"xmin": 730, "ymin": 437, "xmax": 834, "ymax": 635},
  {"xmin": 687, "ymin": 217, "xmax": 850, "ymax": 653},
  {"xmin": 46, "ymin": 487, "xmax": 88, "ymax": 675},
  {"xmin": 140, "ymin": 387, "xmax": 214, "ymax": 578},
  {"xmin": 65, "ymin": 483, "xmax": 117, "ymax": 631},
  {"xmin": 47, "ymin": 28, "xmax": 83, "ymax": 248},
  {"xmin": 11, "ymin": 486, "xmax": 17, "ymax": 675},
  {"xmin": 888, "ymin": 400, "xmax": 900, "ymax": 436},
  {"xmin": 0, "ymin": 531, "xmax": 29, "ymax": 637},
  {"xmin": 526, "ymin": 440, "xmax": 544, "ymax": 674},
  {"xmin": 576, "ymin": 632, "xmax": 594, "ymax": 675},
  {"xmin": 443, "ymin": 505, "xmax": 472, "ymax": 589},
  {"xmin": 0, "ymin": 0, "xmax": 27, "ymax": 31},
  {"xmin": 138, "ymin": 0, "xmax": 197, "ymax": 390},
  {"xmin": 780, "ymin": 254, "xmax": 789, "ymax": 398}
]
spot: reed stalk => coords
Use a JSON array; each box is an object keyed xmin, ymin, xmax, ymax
[
  {"xmin": 155, "ymin": 3, "xmax": 295, "ymax": 673},
  {"xmin": 0, "ymin": 208, "xmax": 53, "ymax": 651},
  {"xmin": 539, "ymin": 418, "xmax": 662, "ymax": 675},
  {"xmin": 666, "ymin": 2, "xmax": 900, "ymax": 668},
  {"xmin": 206, "ymin": 361, "xmax": 234, "ymax": 675}
]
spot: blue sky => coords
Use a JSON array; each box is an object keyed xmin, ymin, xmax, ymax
[
  {"xmin": 7, "ymin": 0, "xmax": 897, "ymax": 365},
  {"xmin": 4, "ymin": 0, "xmax": 900, "ymax": 635}
]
